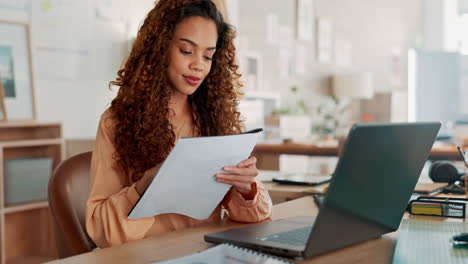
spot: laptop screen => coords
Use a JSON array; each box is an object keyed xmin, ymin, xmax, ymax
[{"xmin": 323, "ymin": 122, "xmax": 441, "ymax": 230}]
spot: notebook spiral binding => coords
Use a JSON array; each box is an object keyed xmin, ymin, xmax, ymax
[{"xmin": 223, "ymin": 243, "xmax": 298, "ymax": 264}]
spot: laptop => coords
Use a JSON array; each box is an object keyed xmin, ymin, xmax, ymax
[{"xmin": 204, "ymin": 122, "xmax": 441, "ymax": 258}]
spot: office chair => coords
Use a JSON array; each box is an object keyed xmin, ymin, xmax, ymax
[{"xmin": 48, "ymin": 151, "xmax": 96, "ymax": 258}]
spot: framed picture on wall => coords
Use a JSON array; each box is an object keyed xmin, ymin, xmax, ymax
[
  {"xmin": 296, "ymin": 0, "xmax": 315, "ymax": 41},
  {"xmin": 0, "ymin": 20, "xmax": 36, "ymax": 120}
]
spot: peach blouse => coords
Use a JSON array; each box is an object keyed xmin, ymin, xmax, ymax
[{"xmin": 86, "ymin": 110, "xmax": 273, "ymax": 248}]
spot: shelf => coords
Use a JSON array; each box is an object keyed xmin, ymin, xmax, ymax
[
  {"xmin": 0, "ymin": 122, "xmax": 61, "ymax": 142},
  {"xmin": 0, "ymin": 122, "xmax": 63, "ymax": 264},
  {"xmin": 0, "ymin": 121, "xmax": 60, "ymax": 128},
  {"xmin": 0, "ymin": 139, "xmax": 64, "ymax": 148},
  {"xmin": 6, "ymin": 255, "xmax": 56, "ymax": 264},
  {"xmin": 4, "ymin": 207, "xmax": 57, "ymax": 262},
  {"xmin": 3, "ymin": 201, "xmax": 49, "ymax": 214}
]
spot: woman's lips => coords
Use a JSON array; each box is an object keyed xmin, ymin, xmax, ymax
[{"xmin": 184, "ymin": 75, "xmax": 200, "ymax": 86}]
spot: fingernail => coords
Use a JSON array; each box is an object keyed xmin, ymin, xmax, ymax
[{"xmin": 224, "ymin": 167, "xmax": 231, "ymax": 171}]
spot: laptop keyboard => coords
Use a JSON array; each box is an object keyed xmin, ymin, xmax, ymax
[{"xmin": 257, "ymin": 226, "xmax": 313, "ymax": 246}]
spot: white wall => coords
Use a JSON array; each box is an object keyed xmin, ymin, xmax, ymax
[
  {"xmin": 1, "ymin": 0, "xmax": 426, "ymax": 138},
  {"xmin": 33, "ymin": 16, "xmax": 126, "ymax": 139},
  {"xmin": 35, "ymin": 1, "xmax": 156, "ymax": 139},
  {"xmin": 0, "ymin": 1, "xmax": 156, "ymax": 139},
  {"xmin": 238, "ymin": 0, "xmax": 423, "ymax": 121},
  {"xmin": 461, "ymin": 0, "xmax": 468, "ymax": 13},
  {"xmin": 423, "ymin": 0, "xmax": 461, "ymax": 51},
  {"xmin": 423, "ymin": 0, "xmax": 447, "ymax": 50}
]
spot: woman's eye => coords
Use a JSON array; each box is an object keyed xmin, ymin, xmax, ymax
[
  {"xmin": 179, "ymin": 49, "xmax": 192, "ymax": 55},
  {"xmin": 204, "ymin": 56, "xmax": 213, "ymax": 61}
]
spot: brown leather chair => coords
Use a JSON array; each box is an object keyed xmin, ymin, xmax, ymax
[{"xmin": 48, "ymin": 151, "xmax": 96, "ymax": 258}]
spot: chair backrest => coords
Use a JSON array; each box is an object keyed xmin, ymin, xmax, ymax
[{"xmin": 48, "ymin": 151, "xmax": 96, "ymax": 258}]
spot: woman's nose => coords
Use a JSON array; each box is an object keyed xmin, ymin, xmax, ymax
[{"xmin": 190, "ymin": 56, "xmax": 204, "ymax": 72}]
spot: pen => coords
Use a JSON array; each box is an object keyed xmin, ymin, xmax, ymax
[{"xmin": 457, "ymin": 146, "xmax": 468, "ymax": 166}]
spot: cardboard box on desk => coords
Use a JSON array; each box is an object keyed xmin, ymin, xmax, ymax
[{"xmin": 265, "ymin": 115, "xmax": 311, "ymax": 141}]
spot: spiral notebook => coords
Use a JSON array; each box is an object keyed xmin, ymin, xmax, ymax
[{"xmin": 153, "ymin": 243, "xmax": 296, "ymax": 264}]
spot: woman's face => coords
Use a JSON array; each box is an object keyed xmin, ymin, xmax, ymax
[{"xmin": 167, "ymin": 16, "xmax": 218, "ymax": 97}]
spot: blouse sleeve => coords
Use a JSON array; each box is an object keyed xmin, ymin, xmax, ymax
[
  {"xmin": 221, "ymin": 179, "xmax": 273, "ymax": 222},
  {"xmin": 85, "ymin": 111, "xmax": 154, "ymax": 248}
]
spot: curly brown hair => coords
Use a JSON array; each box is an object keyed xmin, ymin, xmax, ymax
[{"xmin": 109, "ymin": 0, "xmax": 244, "ymax": 184}]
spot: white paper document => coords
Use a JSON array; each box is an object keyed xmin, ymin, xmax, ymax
[{"xmin": 128, "ymin": 129, "xmax": 262, "ymax": 220}]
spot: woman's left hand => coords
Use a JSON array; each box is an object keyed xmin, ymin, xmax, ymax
[{"xmin": 215, "ymin": 156, "xmax": 259, "ymax": 196}]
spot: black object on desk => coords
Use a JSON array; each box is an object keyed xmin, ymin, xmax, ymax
[
  {"xmin": 272, "ymin": 172, "xmax": 332, "ymax": 186},
  {"xmin": 451, "ymin": 232, "xmax": 468, "ymax": 247},
  {"xmin": 442, "ymin": 183, "xmax": 466, "ymax": 194}
]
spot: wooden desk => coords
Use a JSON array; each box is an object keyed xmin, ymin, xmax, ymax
[
  {"xmin": 253, "ymin": 143, "xmax": 463, "ymax": 170},
  {"xmin": 48, "ymin": 196, "xmax": 402, "ymax": 264},
  {"xmin": 48, "ymin": 194, "xmax": 465, "ymax": 264}
]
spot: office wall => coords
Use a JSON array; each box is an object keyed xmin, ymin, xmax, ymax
[
  {"xmin": 1, "ymin": 0, "xmax": 423, "ymax": 140},
  {"xmin": 414, "ymin": 1, "xmax": 468, "ymax": 125},
  {"xmin": 462, "ymin": 0, "xmax": 468, "ymax": 13},
  {"xmin": 33, "ymin": 19, "xmax": 124, "ymax": 139},
  {"xmin": 237, "ymin": 0, "xmax": 423, "ymax": 121},
  {"xmin": 0, "ymin": 1, "xmax": 156, "ymax": 139},
  {"xmin": 33, "ymin": 1, "xmax": 155, "ymax": 139},
  {"xmin": 423, "ymin": 0, "xmax": 460, "ymax": 51}
]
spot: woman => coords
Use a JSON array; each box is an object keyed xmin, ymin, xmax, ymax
[{"xmin": 86, "ymin": 0, "xmax": 272, "ymax": 248}]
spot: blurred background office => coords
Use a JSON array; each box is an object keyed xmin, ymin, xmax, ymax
[
  {"xmin": 1, "ymin": 0, "xmax": 467, "ymax": 153},
  {"xmin": 0, "ymin": 0, "xmax": 467, "ymax": 263}
]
